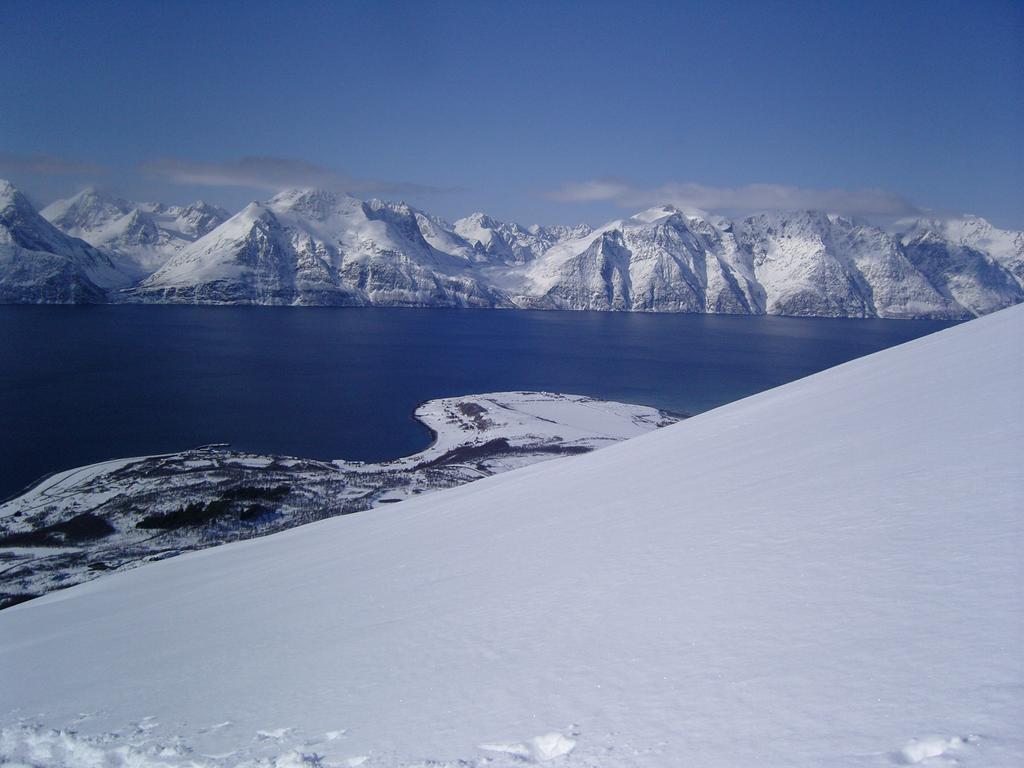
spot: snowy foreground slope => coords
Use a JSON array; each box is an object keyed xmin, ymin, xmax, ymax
[{"xmin": 1, "ymin": 308, "xmax": 1022, "ymax": 767}]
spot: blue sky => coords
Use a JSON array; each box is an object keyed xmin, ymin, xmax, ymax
[{"xmin": 1, "ymin": 0, "xmax": 1021, "ymax": 227}]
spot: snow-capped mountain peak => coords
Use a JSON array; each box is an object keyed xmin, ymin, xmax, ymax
[
  {"xmin": 174, "ymin": 201, "xmax": 231, "ymax": 239},
  {"xmin": 268, "ymin": 187, "xmax": 346, "ymax": 220},
  {"xmin": 460, "ymin": 211, "xmax": 500, "ymax": 231},
  {"xmin": 40, "ymin": 187, "xmax": 134, "ymax": 236},
  {"xmin": 630, "ymin": 203, "xmax": 686, "ymax": 224},
  {"xmin": 0, "ymin": 179, "xmax": 24, "ymax": 210},
  {"xmin": 453, "ymin": 212, "xmax": 501, "ymax": 248},
  {"xmin": 39, "ymin": 188, "xmax": 230, "ymax": 278},
  {"xmin": 0, "ymin": 179, "xmax": 131, "ymax": 302}
]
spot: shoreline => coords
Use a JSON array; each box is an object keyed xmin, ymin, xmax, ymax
[
  {"xmin": 1, "ymin": 392, "xmax": 642, "ymax": 507},
  {"xmin": 0, "ymin": 391, "xmax": 682, "ymax": 607},
  {"xmin": 0, "ymin": 300, "xmax": 974, "ymax": 322}
]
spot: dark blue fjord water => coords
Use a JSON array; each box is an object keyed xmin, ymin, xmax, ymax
[{"xmin": 0, "ymin": 306, "xmax": 956, "ymax": 499}]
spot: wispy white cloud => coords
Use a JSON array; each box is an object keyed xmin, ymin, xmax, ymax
[
  {"xmin": 0, "ymin": 152, "xmax": 107, "ymax": 177},
  {"xmin": 141, "ymin": 156, "xmax": 452, "ymax": 197},
  {"xmin": 547, "ymin": 179, "xmax": 922, "ymax": 217}
]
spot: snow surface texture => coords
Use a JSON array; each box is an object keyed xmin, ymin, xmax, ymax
[
  {"xmin": 5, "ymin": 178, "xmax": 1022, "ymax": 317},
  {"xmin": 2, "ymin": 306, "xmax": 1021, "ymax": 767},
  {"xmin": 1, "ymin": 392, "xmax": 677, "ymax": 605}
]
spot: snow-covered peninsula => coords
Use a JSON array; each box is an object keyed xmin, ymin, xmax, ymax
[
  {"xmin": 0, "ymin": 392, "xmax": 679, "ymax": 606},
  {"xmin": 1, "ymin": 306, "xmax": 1020, "ymax": 767}
]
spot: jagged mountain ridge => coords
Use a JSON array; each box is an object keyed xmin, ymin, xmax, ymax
[
  {"xmin": 8, "ymin": 179, "xmax": 1024, "ymax": 318},
  {"xmin": 40, "ymin": 188, "xmax": 228, "ymax": 279},
  {"xmin": 130, "ymin": 189, "xmax": 511, "ymax": 306},
  {"xmin": 509, "ymin": 205, "xmax": 1019, "ymax": 317},
  {"xmin": 454, "ymin": 211, "xmax": 593, "ymax": 265}
]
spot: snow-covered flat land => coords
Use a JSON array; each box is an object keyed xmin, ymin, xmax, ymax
[
  {"xmin": 0, "ymin": 307, "xmax": 1021, "ymax": 767},
  {"xmin": 0, "ymin": 392, "xmax": 678, "ymax": 606}
]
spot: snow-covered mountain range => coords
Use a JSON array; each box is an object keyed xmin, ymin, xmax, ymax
[
  {"xmin": 1, "ymin": 305, "xmax": 1020, "ymax": 767},
  {"xmin": 41, "ymin": 188, "xmax": 228, "ymax": 279},
  {"xmin": 3, "ymin": 179, "xmax": 1022, "ymax": 318}
]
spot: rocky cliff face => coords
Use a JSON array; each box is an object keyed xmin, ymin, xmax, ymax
[
  {"xmin": 735, "ymin": 211, "xmax": 966, "ymax": 318},
  {"xmin": 899, "ymin": 227, "xmax": 1024, "ymax": 317},
  {"xmin": 11, "ymin": 179, "xmax": 1024, "ymax": 318},
  {"xmin": 514, "ymin": 207, "xmax": 1003, "ymax": 318}
]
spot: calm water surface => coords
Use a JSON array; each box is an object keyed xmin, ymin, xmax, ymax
[{"xmin": 0, "ymin": 306, "xmax": 955, "ymax": 498}]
